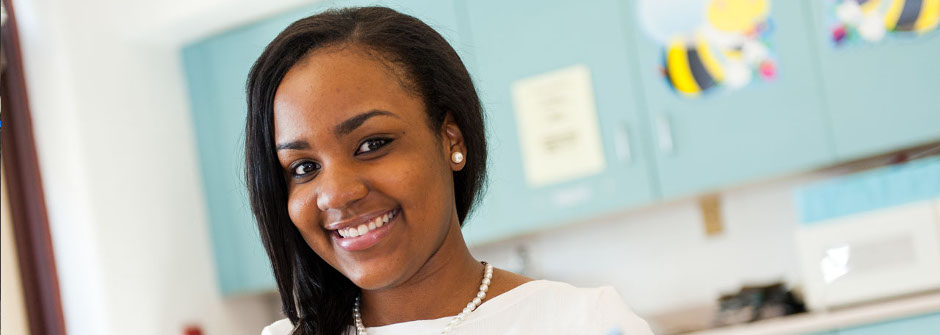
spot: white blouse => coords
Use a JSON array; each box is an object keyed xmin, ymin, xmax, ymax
[{"xmin": 261, "ymin": 280, "xmax": 653, "ymax": 335}]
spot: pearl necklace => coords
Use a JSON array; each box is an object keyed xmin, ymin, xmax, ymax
[{"xmin": 353, "ymin": 262, "xmax": 494, "ymax": 335}]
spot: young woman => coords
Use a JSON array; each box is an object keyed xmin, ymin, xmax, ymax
[{"xmin": 245, "ymin": 6, "xmax": 652, "ymax": 335}]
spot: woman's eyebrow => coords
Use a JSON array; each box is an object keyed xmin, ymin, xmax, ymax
[
  {"xmin": 276, "ymin": 140, "xmax": 310, "ymax": 151},
  {"xmin": 276, "ymin": 110, "xmax": 400, "ymax": 151},
  {"xmin": 334, "ymin": 109, "xmax": 400, "ymax": 138}
]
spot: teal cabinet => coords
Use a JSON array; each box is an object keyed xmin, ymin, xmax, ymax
[
  {"xmin": 806, "ymin": 1, "xmax": 940, "ymax": 160},
  {"xmin": 629, "ymin": 0, "xmax": 835, "ymax": 197},
  {"xmin": 460, "ymin": 0, "xmax": 656, "ymax": 244},
  {"xmin": 183, "ymin": 7, "xmax": 318, "ymax": 296},
  {"xmin": 839, "ymin": 312, "xmax": 940, "ymax": 335},
  {"xmin": 182, "ymin": 0, "xmax": 468, "ymax": 295}
]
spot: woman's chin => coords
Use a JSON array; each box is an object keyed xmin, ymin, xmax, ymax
[{"xmin": 344, "ymin": 266, "xmax": 408, "ymax": 290}]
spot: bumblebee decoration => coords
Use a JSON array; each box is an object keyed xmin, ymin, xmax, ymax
[
  {"xmin": 831, "ymin": 0, "xmax": 939, "ymax": 45},
  {"xmin": 639, "ymin": 0, "xmax": 777, "ymax": 98},
  {"xmin": 885, "ymin": 0, "xmax": 940, "ymax": 33},
  {"xmin": 663, "ymin": 36, "xmax": 725, "ymax": 96}
]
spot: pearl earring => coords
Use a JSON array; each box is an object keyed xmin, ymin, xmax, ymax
[{"xmin": 451, "ymin": 152, "xmax": 464, "ymax": 164}]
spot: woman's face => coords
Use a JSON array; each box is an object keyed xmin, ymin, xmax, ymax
[{"xmin": 273, "ymin": 44, "xmax": 466, "ymax": 289}]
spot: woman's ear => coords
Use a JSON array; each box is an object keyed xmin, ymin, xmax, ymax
[{"xmin": 440, "ymin": 113, "xmax": 467, "ymax": 171}]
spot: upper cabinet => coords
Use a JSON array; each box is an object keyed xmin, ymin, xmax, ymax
[
  {"xmin": 806, "ymin": 0, "xmax": 940, "ymax": 160},
  {"xmin": 630, "ymin": 0, "xmax": 835, "ymax": 198},
  {"xmin": 183, "ymin": 6, "xmax": 320, "ymax": 296},
  {"xmin": 460, "ymin": 0, "xmax": 657, "ymax": 244}
]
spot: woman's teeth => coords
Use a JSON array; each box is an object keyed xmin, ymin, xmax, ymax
[{"xmin": 337, "ymin": 210, "xmax": 396, "ymax": 238}]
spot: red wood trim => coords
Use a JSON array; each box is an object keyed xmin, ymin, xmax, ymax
[{"xmin": 1, "ymin": 0, "xmax": 68, "ymax": 334}]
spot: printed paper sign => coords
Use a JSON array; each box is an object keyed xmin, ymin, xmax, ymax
[{"xmin": 510, "ymin": 64, "xmax": 606, "ymax": 188}]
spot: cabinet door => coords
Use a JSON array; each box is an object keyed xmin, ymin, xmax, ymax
[
  {"xmin": 631, "ymin": 0, "xmax": 834, "ymax": 198},
  {"xmin": 807, "ymin": 0, "xmax": 940, "ymax": 160},
  {"xmin": 839, "ymin": 312, "xmax": 940, "ymax": 335},
  {"xmin": 462, "ymin": 0, "xmax": 656, "ymax": 244},
  {"xmin": 183, "ymin": 8, "xmax": 317, "ymax": 296},
  {"xmin": 182, "ymin": 0, "xmax": 467, "ymax": 295}
]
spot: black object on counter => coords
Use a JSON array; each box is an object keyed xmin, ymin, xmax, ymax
[{"xmin": 715, "ymin": 283, "xmax": 806, "ymax": 327}]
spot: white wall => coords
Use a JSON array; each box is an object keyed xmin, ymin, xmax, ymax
[
  {"xmin": 471, "ymin": 172, "xmax": 840, "ymax": 318},
  {"xmin": 2, "ymin": 160, "xmax": 32, "ymax": 335},
  {"xmin": 12, "ymin": 1, "xmax": 312, "ymax": 334}
]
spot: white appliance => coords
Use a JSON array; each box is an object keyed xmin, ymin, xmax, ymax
[{"xmin": 796, "ymin": 199, "xmax": 940, "ymax": 311}]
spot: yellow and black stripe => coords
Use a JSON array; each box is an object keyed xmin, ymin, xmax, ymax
[
  {"xmin": 664, "ymin": 37, "xmax": 725, "ymax": 97},
  {"xmin": 885, "ymin": 0, "xmax": 940, "ymax": 33},
  {"xmin": 858, "ymin": 0, "xmax": 882, "ymax": 14}
]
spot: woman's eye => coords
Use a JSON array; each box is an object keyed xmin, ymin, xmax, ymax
[
  {"xmin": 292, "ymin": 162, "xmax": 320, "ymax": 177},
  {"xmin": 356, "ymin": 138, "xmax": 392, "ymax": 154}
]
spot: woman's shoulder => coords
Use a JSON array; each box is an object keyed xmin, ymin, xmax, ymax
[
  {"xmin": 486, "ymin": 279, "xmax": 627, "ymax": 309},
  {"xmin": 261, "ymin": 319, "xmax": 357, "ymax": 335},
  {"xmin": 471, "ymin": 280, "xmax": 653, "ymax": 334},
  {"xmin": 261, "ymin": 318, "xmax": 294, "ymax": 335}
]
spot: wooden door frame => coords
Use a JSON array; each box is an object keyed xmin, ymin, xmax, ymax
[{"xmin": 1, "ymin": 0, "xmax": 68, "ymax": 334}]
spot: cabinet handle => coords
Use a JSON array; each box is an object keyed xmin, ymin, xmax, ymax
[
  {"xmin": 656, "ymin": 114, "xmax": 675, "ymax": 155},
  {"xmin": 614, "ymin": 122, "xmax": 632, "ymax": 163}
]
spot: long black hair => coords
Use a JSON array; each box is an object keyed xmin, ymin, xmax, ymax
[{"xmin": 245, "ymin": 7, "xmax": 487, "ymax": 335}]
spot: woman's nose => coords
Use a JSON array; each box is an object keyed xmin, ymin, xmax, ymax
[{"xmin": 316, "ymin": 165, "xmax": 369, "ymax": 211}]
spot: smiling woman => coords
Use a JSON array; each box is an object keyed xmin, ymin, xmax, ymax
[{"xmin": 245, "ymin": 6, "xmax": 652, "ymax": 335}]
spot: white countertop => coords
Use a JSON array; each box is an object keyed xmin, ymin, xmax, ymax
[{"xmin": 686, "ymin": 291, "xmax": 940, "ymax": 335}]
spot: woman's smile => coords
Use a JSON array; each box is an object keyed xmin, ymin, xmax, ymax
[{"xmin": 330, "ymin": 207, "xmax": 402, "ymax": 252}]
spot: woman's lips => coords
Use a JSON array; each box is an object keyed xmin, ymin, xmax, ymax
[{"xmin": 331, "ymin": 208, "xmax": 400, "ymax": 252}]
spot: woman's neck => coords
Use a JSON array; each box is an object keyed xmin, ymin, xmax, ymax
[{"xmin": 358, "ymin": 220, "xmax": 482, "ymax": 327}]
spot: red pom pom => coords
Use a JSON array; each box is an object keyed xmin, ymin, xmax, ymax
[
  {"xmin": 183, "ymin": 325, "xmax": 203, "ymax": 335},
  {"xmin": 832, "ymin": 25, "xmax": 847, "ymax": 44},
  {"xmin": 759, "ymin": 60, "xmax": 776, "ymax": 79}
]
